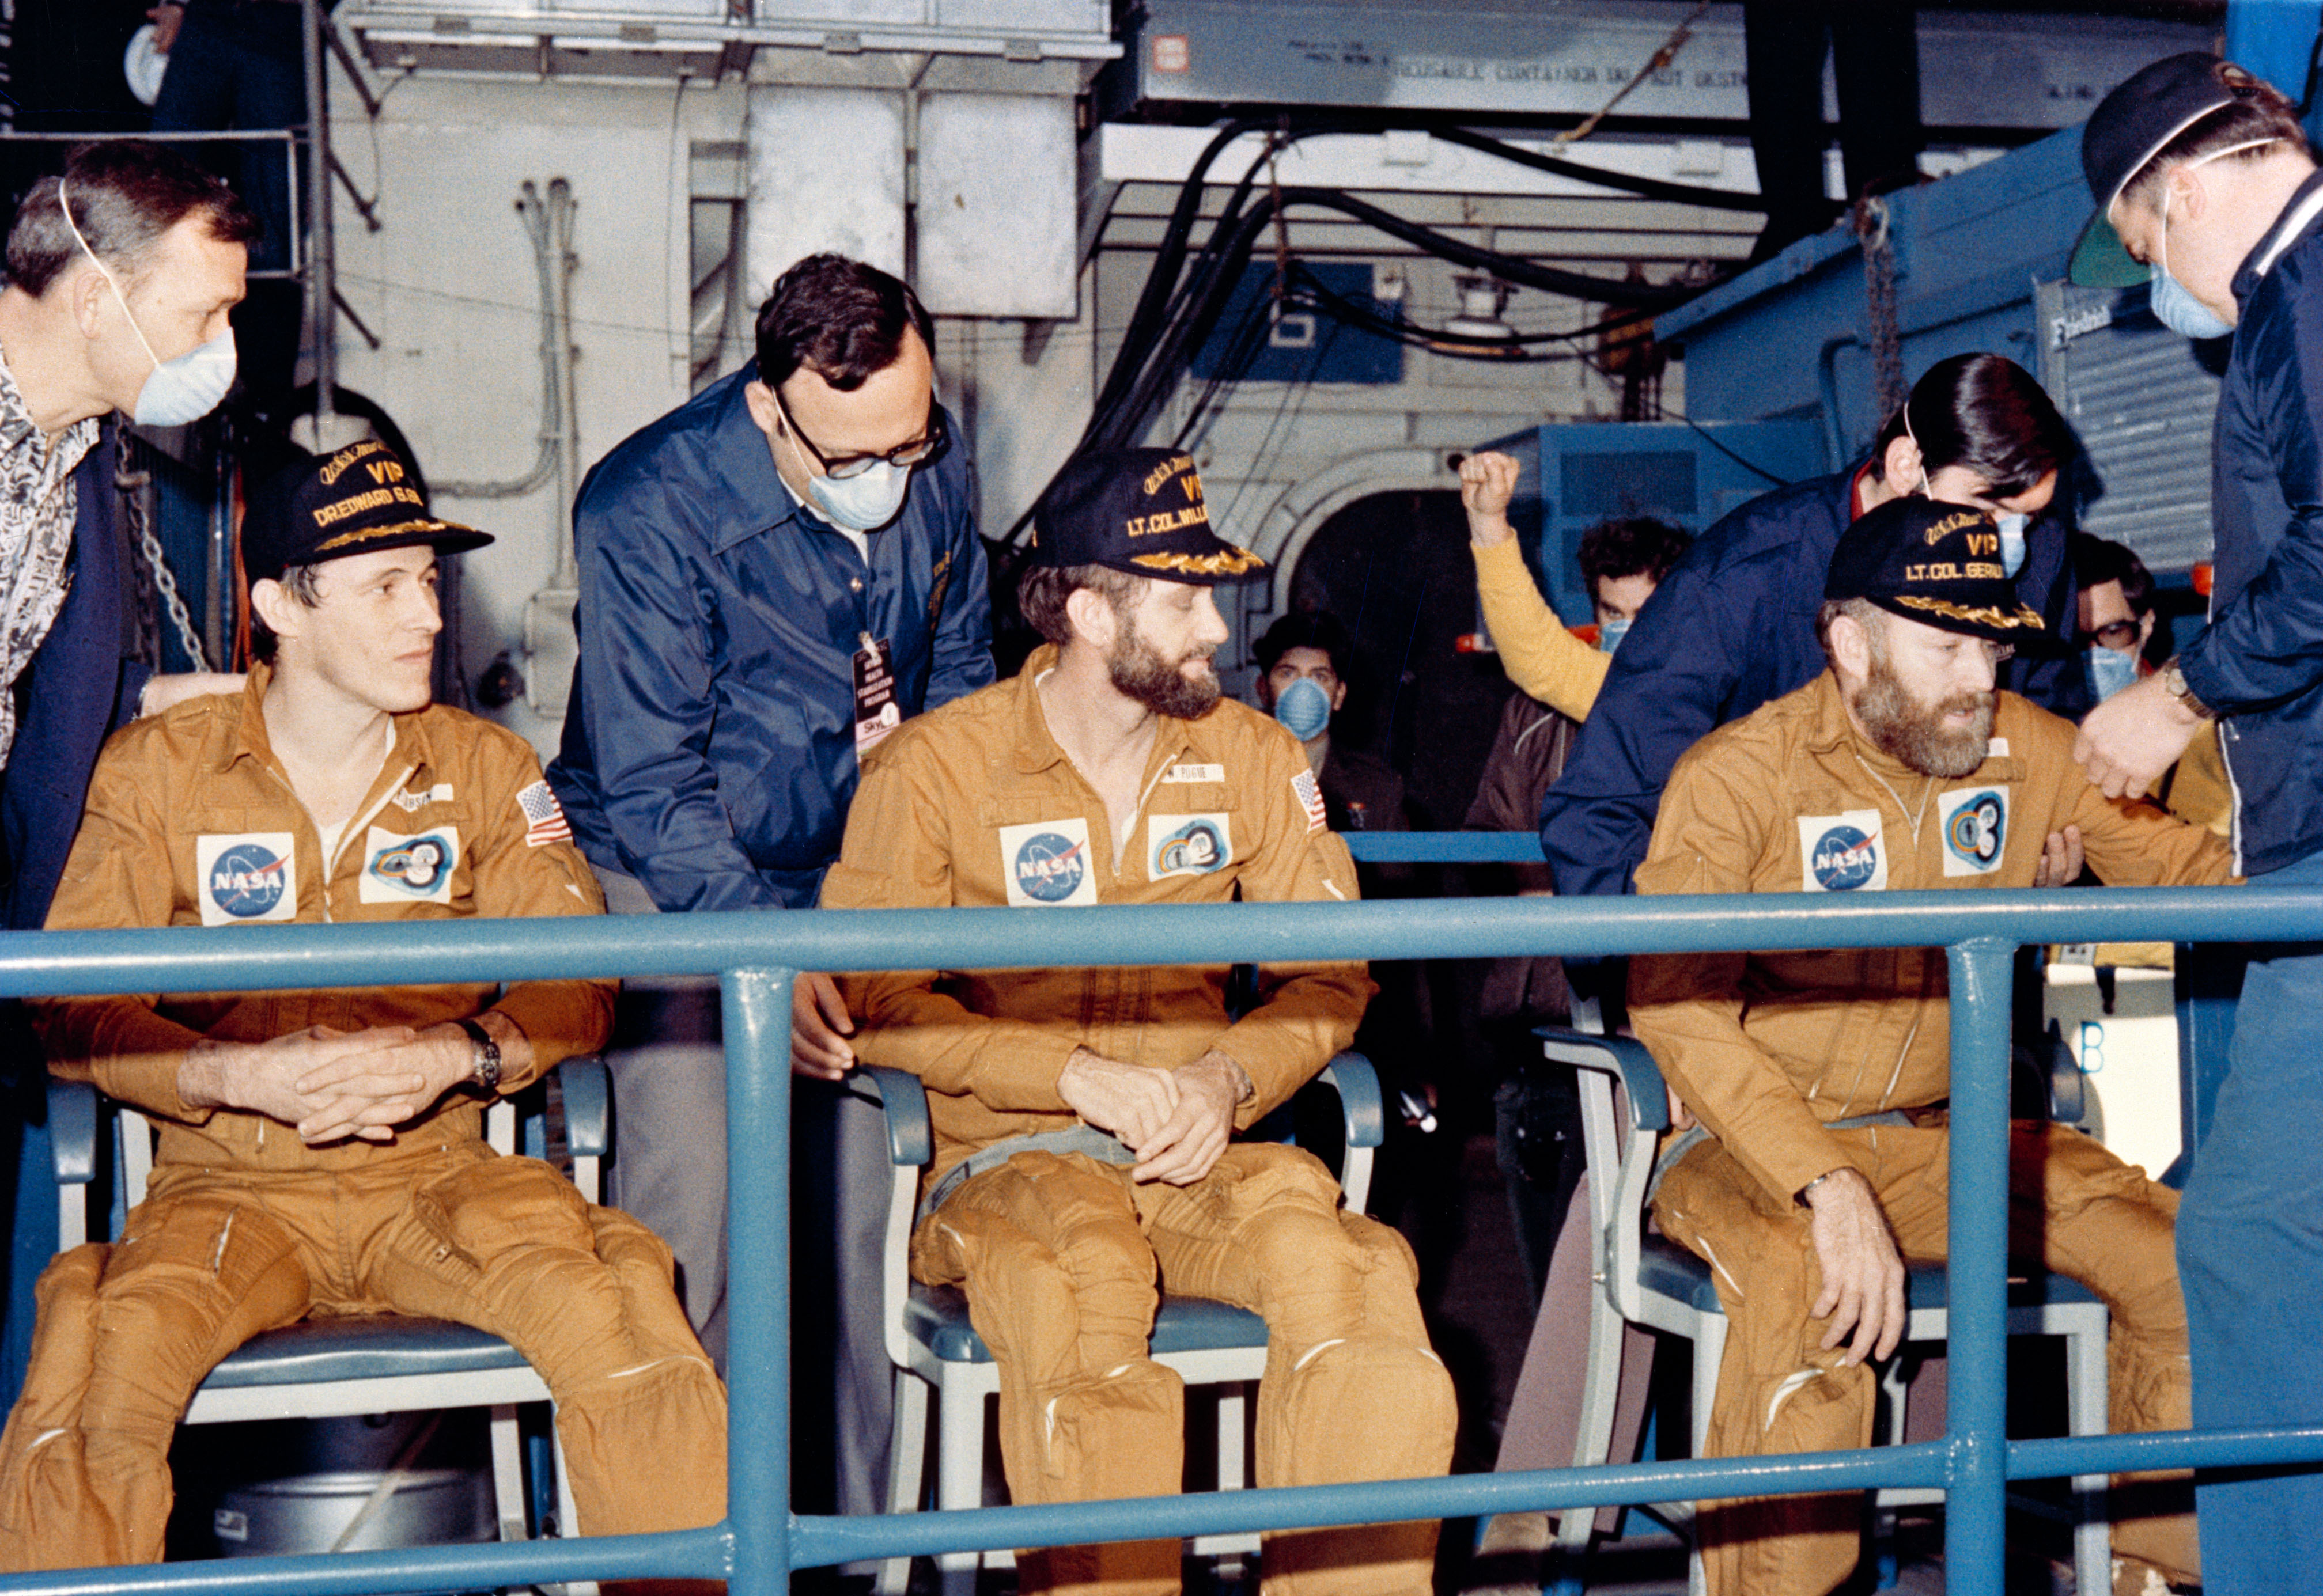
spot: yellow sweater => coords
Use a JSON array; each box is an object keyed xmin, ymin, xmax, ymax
[{"xmin": 1472, "ymin": 537, "xmax": 1609, "ymax": 719}]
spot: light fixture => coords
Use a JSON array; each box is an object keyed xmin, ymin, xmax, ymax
[{"xmin": 1432, "ymin": 274, "xmax": 1518, "ymax": 353}]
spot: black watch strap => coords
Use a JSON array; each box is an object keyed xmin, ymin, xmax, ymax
[{"xmin": 454, "ymin": 1018, "xmax": 502, "ymax": 1095}]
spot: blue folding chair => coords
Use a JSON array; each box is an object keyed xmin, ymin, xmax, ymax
[
  {"xmin": 862, "ymin": 1055, "xmax": 1386, "ymax": 1596},
  {"xmin": 51, "ymin": 1060, "xmax": 608, "ymax": 1557}
]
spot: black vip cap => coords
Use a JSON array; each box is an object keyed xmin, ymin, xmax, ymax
[
  {"xmin": 1028, "ymin": 448, "xmax": 1268, "ymax": 585},
  {"xmin": 2071, "ymin": 52, "xmax": 2245, "ymax": 288},
  {"xmin": 1825, "ymin": 497, "xmax": 2061, "ymax": 651},
  {"xmin": 244, "ymin": 439, "xmax": 492, "ymax": 587}
]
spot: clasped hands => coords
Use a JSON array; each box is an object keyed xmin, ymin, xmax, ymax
[
  {"xmin": 1057, "ymin": 1047, "xmax": 1249, "ymax": 1186},
  {"xmin": 179, "ymin": 1021, "xmax": 487, "ymax": 1146}
]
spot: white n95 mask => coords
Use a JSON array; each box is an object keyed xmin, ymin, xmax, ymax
[{"xmin": 56, "ymin": 177, "xmax": 237, "ymax": 427}]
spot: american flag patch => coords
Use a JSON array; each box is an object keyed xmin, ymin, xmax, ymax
[
  {"xmin": 1292, "ymin": 768, "xmax": 1326, "ymax": 833},
  {"xmin": 518, "ymin": 780, "xmax": 572, "ymax": 848}
]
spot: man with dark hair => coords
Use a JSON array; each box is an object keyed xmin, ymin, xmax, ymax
[
  {"xmin": 0, "ymin": 137, "xmax": 256, "ymax": 1395},
  {"xmin": 2071, "ymin": 54, "xmax": 2323, "ymax": 1591},
  {"xmin": 1576, "ymin": 517, "xmax": 1693, "ymax": 653},
  {"xmin": 1466, "ymin": 497, "xmax": 1696, "ymax": 717},
  {"xmin": 0, "ymin": 441, "xmax": 725, "ymax": 1576},
  {"xmin": 1633, "ymin": 496, "xmax": 2231, "ymax": 1596},
  {"xmin": 1250, "ymin": 611, "xmax": 1405, "ymax": 832},
  {"xmin": 545, "ymin": 250, "xmax": 990, "ymax": 1516},
  {"xmin": 1530, "ymin": 353, "xmax": 2090, "ymax": 904},
  {"xmin": 822, "ymin": 446, "xmax": 1452, "ymax": 1596}
]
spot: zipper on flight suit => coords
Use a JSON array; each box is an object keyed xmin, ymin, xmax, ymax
[{"xmin": 254, "ymin": 761, "xmax": 418, "ymax": 925}]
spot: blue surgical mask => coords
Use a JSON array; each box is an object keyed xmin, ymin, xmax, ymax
[
  {"xmin": 1272, "ymin": 675, "xmax": 1332, "ymax": 741},
  {"xmin": 807, "ymin": 459, "xmax": 911, "ymax": 533},
  {"xmin": 57, "ymin": 177, "xmax": 237, "ymax": 427},
  {"xmin": 2087, "ymin": 644, "xmax": 2140, "ymax": 702},
  {"xmin": 1599, "ymin": 616, "xmax": 1632, "ymax": 654},
  {"xmin": 1995, "ymin": 513, "xmax": 2029, "ymax": 578},
  {"xmin": 2147, "ymin": 155, "xmax": 2246, "ymax": 343}
]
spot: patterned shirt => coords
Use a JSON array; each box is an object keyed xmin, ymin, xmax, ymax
[{"xmin": 0, "ymin": 356, "xmax": 95, "ymax": 771}]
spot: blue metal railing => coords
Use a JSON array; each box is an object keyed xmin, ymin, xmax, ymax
[{"xmin": 0, "ymin": 865, "xmax": 2319, "ymax": 1594}]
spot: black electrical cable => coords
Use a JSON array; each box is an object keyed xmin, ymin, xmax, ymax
[
  {"xmin": 1026, "ymin": 113, "xmax": 1756, "ymax": 540},
  {"xmin": 1430, "ymin": 127, "xmax": 1769, "ymax": 215},
  {"xmin": 1271, "ymin": 189, "xmax": 1697, "ymax": 308},
  {"xmin": 1283, "ymin": 290, "xmax": 1587, "ymax": 362},
  {"xmin": 1282, "ymin": 263, "xmax": 1637, "ymax": 352},
  {"xmin": 1094, "ymin": 186, "xmax": 1690, "ymax": 453}
]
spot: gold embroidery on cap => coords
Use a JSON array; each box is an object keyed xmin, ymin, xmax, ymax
[
  {"xmin": 1144, "ymin": 453, "xmax": 1200, "ymax": 496},
  {"xmin": 317, "ymin": 438, "xmax": 390, "ymax": 487},
  {"xmin": 312, "ymin": 516, "xmax": 451, "ymax": 554},
  {"xmin": 1924, "ymin": 510, "xmax": 1983, "ymax": 544},
  {"xmin": 311, "ymin": 484, "xmax": 427, "ymax": 529},
  {"xmin": 1893, "ymin": 594, "xmax": 2046, "ymax": 630},
  {"xmin": 1130, "ymin": 546, "xmax": 1263, "ymax": 576},
  {"xmin": 1125, "ymin": 504, "xmax": 1212, "ymax": 537}
]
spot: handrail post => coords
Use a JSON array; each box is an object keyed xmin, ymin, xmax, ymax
[
  {"xmin": 724, "ymin": 967, "xmax": 797, "ymax": 1594},
  {"xmin": 1944, "ymin": 937, "xmax": 2015, "ymax": 1595}
]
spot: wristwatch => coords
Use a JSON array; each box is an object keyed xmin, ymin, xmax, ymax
[
  {"xmin": 454, "ymin": 1018, "xmax": 502, "ymax": 1096},
  {"xmin": 2158, "ymin": 656, "xmax": 2217, "ymax": 721}
]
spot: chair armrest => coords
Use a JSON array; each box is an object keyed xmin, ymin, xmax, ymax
[
  {"xmin": 856, "ymin": 1067, "xmax": 934, "ymax": 1169},
  {"xmin": 49, "ymin": 1080, "xmax": 97, "ymax": 1185},
  {"xmin": 1315, "ymin": 1054, "xmax": 1384, "ymax": 1150},
  {"xmin": 1538, "ymin": 1027, "xmax": 1671, "ymax": 1133},
  {"xmin": 555, "ymin": 1057, "xmax": 611, "ymax": 1159}
]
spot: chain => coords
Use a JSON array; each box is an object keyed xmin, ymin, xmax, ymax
[
  {"xmin": 1856, "ymin": 195, "xmax": 1908, "ymax": 422},
  {"xmin": 116, "ymin": 454, "xmax": 209, "ymax": 674}
]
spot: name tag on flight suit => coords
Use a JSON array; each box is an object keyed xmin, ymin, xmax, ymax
[
  {"xmin": 1798, "ymin": 809, "xmax": 1888, "ymax": 893},
  {"xmin": 196, "ymin": 833, "xmax": 298, "ymax": 926},
  {"xmin": 1939, "ymin": 787, "xmax": 2008, "ymax": 876},
  {"xmin": 854, "ymin": 633, "xmax": 900, "ymax": 756},
  {"xmin": 999, "ymin": 818, "xmax": 1100, "ymax": 907}
]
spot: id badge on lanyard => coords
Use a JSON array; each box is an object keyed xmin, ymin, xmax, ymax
[{"xmin": 854, "ymin": 631, "xmax": 899, "ymax": 756}]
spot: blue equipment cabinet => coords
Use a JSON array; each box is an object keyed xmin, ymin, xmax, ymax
[{"xmin": 1474, "ymin": 419, "xmax": 1823, "ymax": 627}]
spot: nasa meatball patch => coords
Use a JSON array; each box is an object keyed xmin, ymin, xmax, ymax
[
  {"xmin": 196, "ymin": 833, "xmax": 298, "ymax": 926},
  {"xmin": 998, "ymin": 818, "xmax": 1099, "ymax": 908},
  {"xmin": 1798, "ymin": 810, "xmax": 1888, "ymax": 893},
  {"xmin": 1939, "ymin": 787, "xmax": 2007, "ymax": 877},
  {"xmin": 360, "ymin": 825, "xmax": 462, "ymax": 904}
]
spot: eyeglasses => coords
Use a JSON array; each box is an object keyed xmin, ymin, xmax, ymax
[
  {"xmin": 769, "ymin": 385, "xmax": 947, "ymax": 480},
  {"xmin": 2088, "ymin": 620, "xmax": 2142, "ymax": 650}
]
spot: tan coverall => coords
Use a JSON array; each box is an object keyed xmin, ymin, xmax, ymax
[
  {"xmin": 0, "ymin": 672, "xmax": 728, "ymax": 1573},
  {"xmin": 1630, "ymin": 672, "xmax": 2236, "ymax": 1596},
  {"xmin": 823, "ymin": 646, "xmax": 1456, "ymax": 1596}
]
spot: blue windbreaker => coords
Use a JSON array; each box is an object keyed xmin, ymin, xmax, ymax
[
  {"xmin": 2181, "ymin": 169, "xmax": 2323, "ymax": 877},
  {"xmin": 1539, "ymin": 465, "xmax": 2087, "ymax": 899},
  {"xmin": 547, "ymin": 365, "xmax": 993, "ymax": 912}
]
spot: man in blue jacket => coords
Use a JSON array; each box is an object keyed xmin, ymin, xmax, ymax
[
  {"xmin": 2072, "ymin": 54, "xmax": 2323, "ymax": 1595},
  {"xmin": 1538, "ymin": 353, "xmax": 2089, "ymax": 903},
  {"xmin": 546, "ymin": 252, "xmax": 992, "ymax": 1520}
]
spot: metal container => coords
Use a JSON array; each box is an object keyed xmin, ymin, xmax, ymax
[
  {"xmin": 194, "ymin": 1411, "xmax": 497, "ymax": 1558},
  {"xmin": 212, "ymin": 1467, "xmax": 495, "ymax": 1557}
]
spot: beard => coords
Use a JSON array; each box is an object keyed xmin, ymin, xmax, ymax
[
  {"xmin": 1851, "ymin": 649, "xmax": 1995, "ymax": 778},
  {"xmin": 1108, "ymin": 617, "xmax": 1222, "ymax": 719}
]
